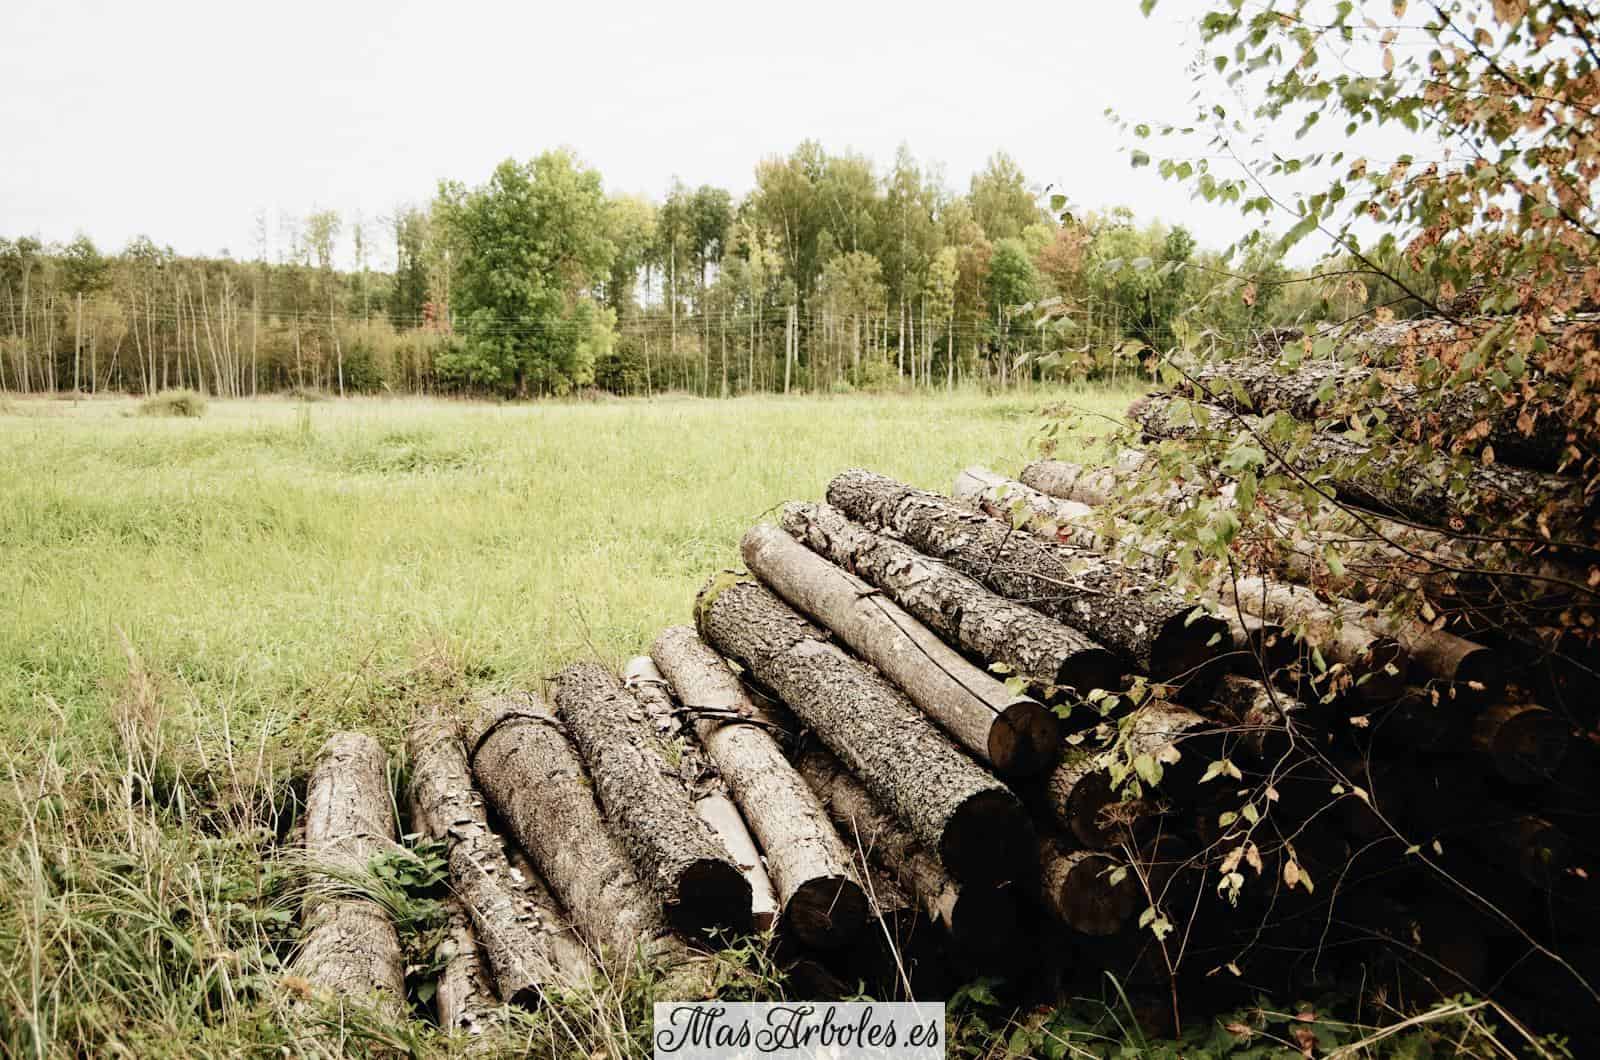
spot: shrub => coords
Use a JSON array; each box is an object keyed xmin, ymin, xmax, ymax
[{"xmin": 138, "ymin": 389, "xmax": 208, "ymax": 418}]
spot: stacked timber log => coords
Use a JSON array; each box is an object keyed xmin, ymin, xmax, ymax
[{"xmin": 286, "ymin": 327, "xmax": 1597, "ymax": 1042}]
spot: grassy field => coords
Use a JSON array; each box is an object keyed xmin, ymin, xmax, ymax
[{"xmin": 0, "ymin": 387, "xmax": 1142, "ymax": 1057}]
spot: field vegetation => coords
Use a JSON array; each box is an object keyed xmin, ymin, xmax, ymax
[{"xmin": 0, "ymin": 387, "xmax": 1134, "ymax": 1057}]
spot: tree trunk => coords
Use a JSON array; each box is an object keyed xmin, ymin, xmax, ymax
[
  {"xmin": 741, "ymin": 522, "xmax": 1059, "ymax": 777},
  {"xmin": 824, "ymin": 469, "xmax": 1227, "ymax": 693},
  {"xmin": 407, "ymin": 712, "xmax": 595, "ymax": 1004},
  {"xmin": 1472, "ymin": 702, "xmax": 1569, "ymax": 785},
  {"xmin": 1020, "ymin": 459, "xmax": 1132, "ymax": 507},
  {"xmin": 1219, "ymin": 574, "xmax": 1407, "ymax": 703},
  {"xmin": 1207, "ymin": 674, "xmax": 1318, "ymax": 760},
  {"xmin": 695, "ymin": 574, "xmax": 1033, "ymax": 887},
  {"xmin": 1037, "ymin": 834, "xmax": 1140, "ymax": 936},
  {"xmin": 1396, "ymin": 623, "xmax": 1504, "ymax": 704},
  {"xmin": 1134, "ymin": 394, "xmax": 1587, "ymax": 539},
  {"xmin": 435, "ymin": 899, "xmax": 502, "ymax": 1041},
  {"xmin": 466, "ymin": 695, "xmax": 704, "ymax": 987},
  {"xmin": 550, "ymin": 662, "xmax": 753, "ymax": 940},
  {"xmin": 780, "ymin": 501, "xmax": 1123, "ymax": 699},
  {"xmin": 1182, "ymin": 355, "xmax": 1571, "ymax": 472},
  {"xmin": 833, "ymin": 858, "xmax": 947, "ymax": 1000},
  {"xmin": 794, "ymin": 746, "xmax": 1020, "ymax": 960},
  {"xmin": 292, "ymin": 733, "xmax": 405, "ymax": 1012},
  {"xmin": 621, "ymin": 655, "xmax": 781, "ymax": 933},
  {"xmin": 647, "ymin": 627, "xmax": 867, "ymax": 949}
]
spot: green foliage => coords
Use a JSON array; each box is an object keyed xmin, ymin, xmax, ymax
[
  {"xmin": 433, "ymin": 151, "xmax": 616, "ymax": 396},
  {"xmin": 139, "ymin": 389, "xmax": 208, "ymax": 417}
]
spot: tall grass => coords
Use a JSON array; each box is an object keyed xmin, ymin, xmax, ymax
[{"xmin": 0, "ymin": 388, "xmax": 1139, "ymax": 1056}]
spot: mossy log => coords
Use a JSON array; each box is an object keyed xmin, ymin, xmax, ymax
[
  {"xmin": 292, "ymin": 732, "xmax": 406, "ymax": 1013},
  {"xmin": 742, "ymin": 521, "xmax": 1059, "ymax": 776},
  {"xmin": 794, "ymin": 745, "xmax": 1020, "ymax": 959},
  {"xmin": 695, "ymin": 575, "xmax": 1033, "ymax": 887},
  {"xmin": 825, "ymin": 468, "xmax": 1227, "ymax": 694},
  {"xmin": 780, "ymin": 500, "xmax": 1122, "ymax": 697},
  {"xmin": 1220, "ymin": 575, "xmax": 1406, "ymax": 704},
  {"xmin": 551, "ymin": 662, "xmax": 752, "ymax": 940},
  {"xmin": 406, "ymin": 712, "xmax": 595, "ymax": 1004},
  {"xmin": 648, "ymin": 626, "xmax": 868, "ymax": 950}
]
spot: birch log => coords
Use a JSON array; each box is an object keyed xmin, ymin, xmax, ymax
[
  {"xmin": 696, "ymin": 574, "xmax": 1034, "ymax": 887},
  {"xmin": 292, "ymin": 733, "xmax": 406, "ymax": 1012},
  {"xmin": 649, "ymin": 626, "xmax": 868, "ymax": 949},
  {"xmin": 551, "ymin": 662, "xmax": 753, "ymax": 939},
  {"xmin": 780, "ymin": 501, "xmax": 1122, "ymax": 696},
  {"xmin": 742, "ymin": 521, "xmax": 1059, "ymax": 776}
]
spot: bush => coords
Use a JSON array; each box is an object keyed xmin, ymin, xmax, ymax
[{"xmin": 138, "ymin": 389, "xmax": 208, "ymax": 418}]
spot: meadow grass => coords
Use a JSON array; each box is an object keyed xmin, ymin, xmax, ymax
[{"xmin": 0, "ymin": 386, "xmax": 1148, "ymax": 1057}]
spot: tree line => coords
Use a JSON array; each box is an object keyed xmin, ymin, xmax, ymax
[{"xmin": 1, "ymin": 143, "xmax": 1409, "ymax": 399}]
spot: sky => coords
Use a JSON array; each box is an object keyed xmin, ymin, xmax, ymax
[{"xmin": 3, "ymin": 0, "xmax": 1258, "ymax": 268}]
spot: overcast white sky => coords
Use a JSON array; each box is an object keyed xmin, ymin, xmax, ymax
[{"xmin": 3, "ymin": 0, "xmax": 1260, "ymax": 267}]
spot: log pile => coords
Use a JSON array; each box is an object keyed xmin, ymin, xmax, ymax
[{"xmin": 284, "ymin": 338, "xmax": 1597, "ymax": 1042}]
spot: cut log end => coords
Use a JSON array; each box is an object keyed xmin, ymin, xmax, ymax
[
  {"xmin": 1475, "ymin": 703, "xmax": 1570, "ymax": 785},
  {"xmin": 987, "ymin": 699, "xmax": 1062, "ymax": 778},
  {"xmin": 666, "ymin": 858, "xmax": 755, "ymax": 940},
  {"xmin": 940, "ymin": 788, "xmax": 1036, "ymax": 887},
  {"xmin": 1055, "ymin": 648, "xmax": 1125, "ymax": 699},
  {"xmin": 784, "ymin": 875, "xmax": 871, "ymax": 951},
  {"xmin": 1152, "ymin": 612, "xmax": 1230, "ymax": 692},
  {"xmin": 1042, "ymin": 848, "xmax": 1140, "ymax": 936},
  {"xmin": 1448, "ymin": 645, "xmax": 1507, "ymax": 705},
  {"xmin": 1360, "ymin": 636, "xmax": 1409, "ymax": 702},
  {"xmin": 950, "ymin": 885, "xmax": 1022, "ymax": 957}
]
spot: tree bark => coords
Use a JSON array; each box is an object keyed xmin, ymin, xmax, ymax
[
  {"xmin": 1396, "ymin": 623, "xmax": 1504, "ymax": 704},
  {"xmin": 1182, "ymin": 354, "xmax": 1572, "ymax": 472},
  {"xmin": 466, "ymin": 695, "xmax": 705, "ymax": 989},
  {"xmin": 1472, "ymin": 702, "xmax": 1570, "ymax": 785},
  {"xmin": 407, "ymin": 711, "xmax": 595, "ymax": 1005},
  {"xmin": 648, "ymin": 627, "xmax": 867, "ymax": 950},
  {"xmin": 292, "ymin": 733, "xmax": 406, "ymax": 1012},
  {"xmin": 696, "ymin": 574, "xmax": 1034, "ymax": 887},
  {"xmin": 794, "ymin": 745, "xmax": 1020, "ymax": 959},
  {"xmin": 1037, "ymin": 834, "xmax": 1140, "ymax": 936},
  {"xmin": 780, "ymin": 500, "xmax": 1122, "ymax": 698},
  {"xmin": 1020, "ymin": 458, "xmax": 1128, "ymax": 507},
  {"xmin": 1134, "ymin": 394, "xmax": 1587, "ymax": 539},
  {"xmin": 621, "ymin": 655, "xmax": 781, "ymax": 933},
  {"xmin": 741, "ymin": 522, "xmax": 1059, "ymax": 776},
  {"xmin": 1207, "ymin": 674, "xmax": 1318, "ymax": 760},
  {"xmin": 435, "ymin": 899, "xmax": 501, "ymax": 1042},
  {"xmin": 825, "ymin": 469, "xmax": 1227, "ymax": 694},
  {"xmin": 831, "ymin": 855, "xmax": 947, "ymax": 1000},
  {"xmin": 1220, "ymin": 575, "xmax": 1407, "ymax": 704},
  {"xmin": 550, "ymin": 662, "xmax": 752, "ymax": 940}
]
